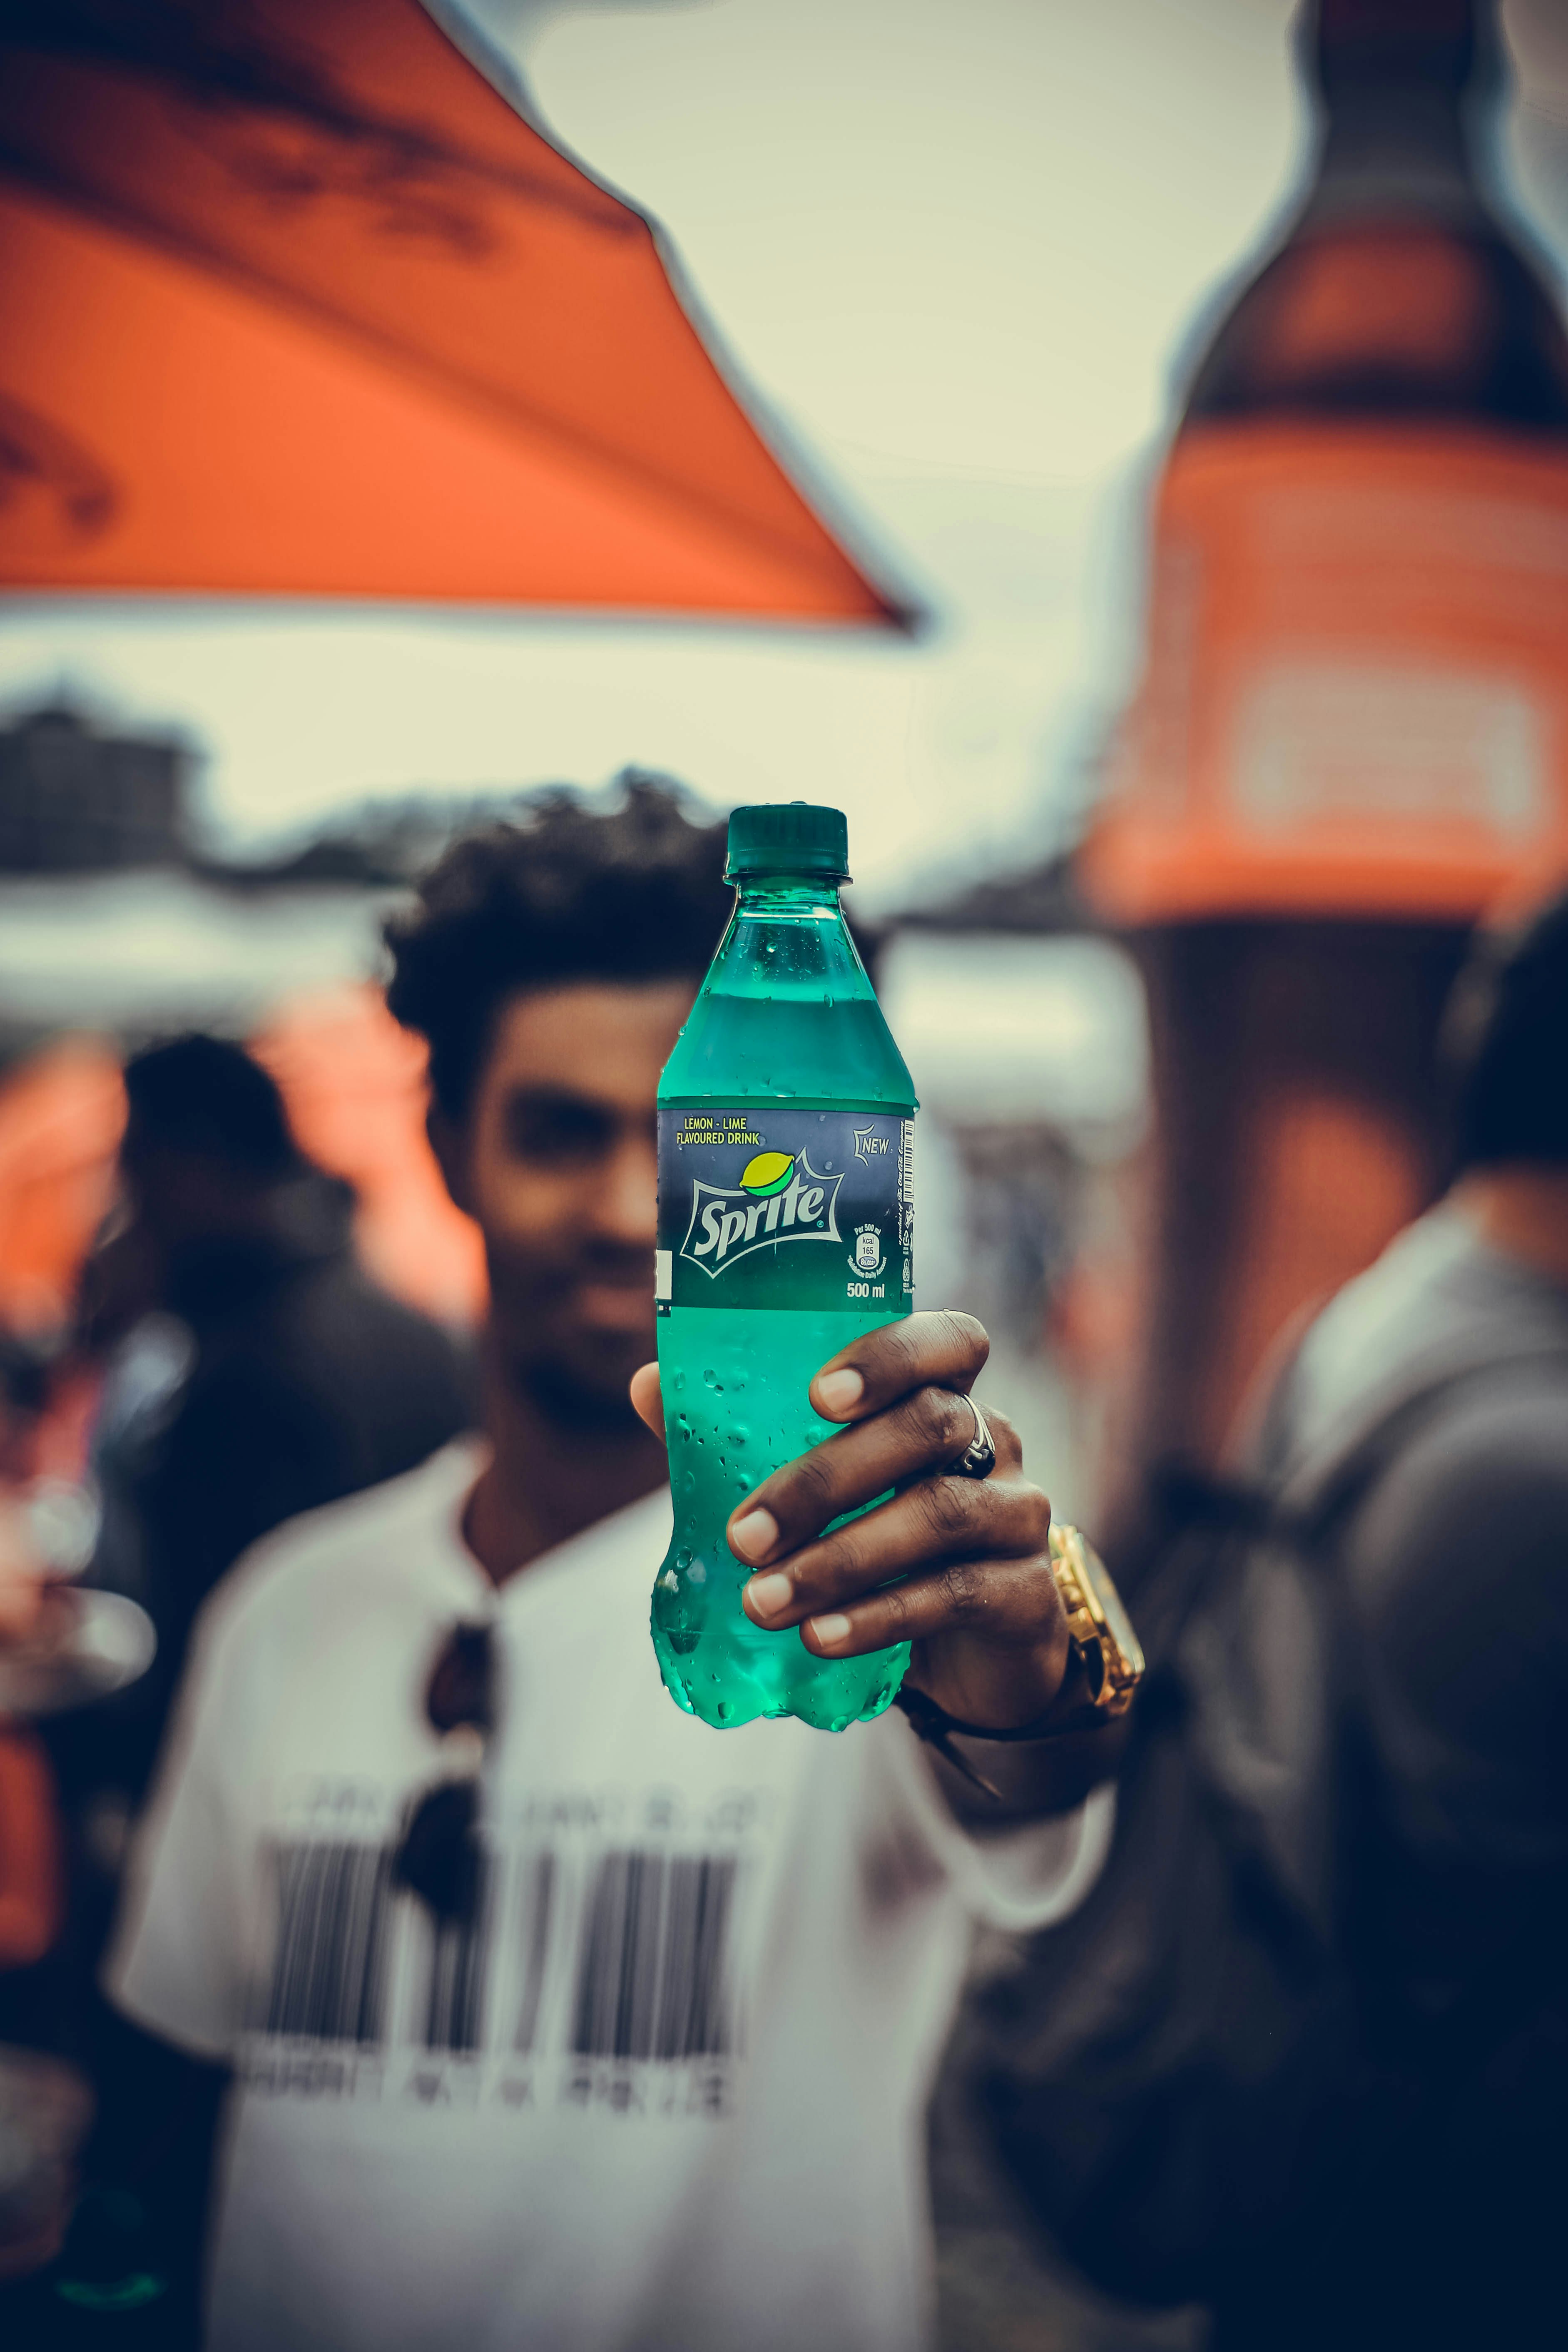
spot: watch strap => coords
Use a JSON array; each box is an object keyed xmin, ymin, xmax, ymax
[{"xmin": 893, "ymin": 1668, "xmax": 1112, "ymax": 1798}]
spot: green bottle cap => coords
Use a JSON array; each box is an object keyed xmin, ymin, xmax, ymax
[{"xmin": 725, "ymin": 801, "xmax": 850, "ymax": 883}]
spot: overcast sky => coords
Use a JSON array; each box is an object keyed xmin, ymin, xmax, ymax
[{"xmin": 2, "ymin": 0, "xmax": 1564, "ymax": 906}]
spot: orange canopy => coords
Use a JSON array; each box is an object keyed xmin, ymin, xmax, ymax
[{"xmin": 0, "ymin": 0, "xmax": 907, "ymax": 624}]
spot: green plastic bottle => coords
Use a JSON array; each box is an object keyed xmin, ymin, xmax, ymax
[{"xmin": 652, "ymin": 803, "xmax": 918, "ymax": 1731}]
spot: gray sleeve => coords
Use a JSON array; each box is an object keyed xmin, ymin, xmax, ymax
[{"xmin": 1342, "ymin": 1373, "xmax": 1568, "ymax": 1877}]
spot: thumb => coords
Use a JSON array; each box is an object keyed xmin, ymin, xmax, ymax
[{"xmin": 629, "ymin": 1362, "xmax": 665, "ymax": 1444}]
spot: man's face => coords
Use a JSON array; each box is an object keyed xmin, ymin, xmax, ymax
[{"xmin": 438, "ymin": 980, "xmax": 693, "ymax": 1426}]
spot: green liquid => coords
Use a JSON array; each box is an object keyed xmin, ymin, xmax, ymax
[
  {"xmin": 652, "ymin": 1306, "xmax": 911, "ymax": 1731},
  {"xmin": 653, "ymin": 873, "xmax": 918, "ymax": 1732}
]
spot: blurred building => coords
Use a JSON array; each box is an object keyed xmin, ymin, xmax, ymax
[
  {"xmin": 0, "ymin": 703, "xmax": 188, "ymax": 872},
  {"xmin": 1079, "ymin": 0, "xmax": 1568, "ymax": 1540},
  {"xmin": 0, "ymin": 697, "xmax": 559, "ymax": 1054}
]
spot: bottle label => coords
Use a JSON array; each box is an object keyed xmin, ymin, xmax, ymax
[
  {"xmin": 1084, "ymin": 422, "xmax": 1568, "ymax": 922},
  {"xmin": 656, "ymin": 1109, "xmax": 913, "ymax": 1312}
]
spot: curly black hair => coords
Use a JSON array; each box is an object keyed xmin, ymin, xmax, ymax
[{"xmin": 383, "ymin": 776, "xmax": 730, "ymax": 1121}]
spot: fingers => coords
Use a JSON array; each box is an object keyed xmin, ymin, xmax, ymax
[
  {"xmin": 740, "ymin": 1451, "xmax": 1049, "ymax": 1630},
  {"xmin": 640, "ymin": 1315, "xmax": 990, "ymax": 1480},
  {"xmin": 806, "ymin": 1309, "xmax": 990, "ymax": 1424},
  {"xmin": 728, "ymin": 1390, "xmax": 1021, "ymax": 1569},
  {"xmin": 791, "ymin": 1547, "xmax": 1063, "ymax": 1665},
  {"xmin": 629, "ymin": 1362, "xmax": 665, "ymax": 1443}
]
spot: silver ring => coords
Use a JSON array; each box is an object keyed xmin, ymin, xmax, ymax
[{"xmin": 951, "ymin": 1396, "xmax": 997, "ymax": 1480}]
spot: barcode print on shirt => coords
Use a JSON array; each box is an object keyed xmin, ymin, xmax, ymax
[
  {"xmin": 266, "ymin": 1840, "xmax": 394, "ymax": 2046},
  {"xmin": 258, "ymin": 1838, "xmax": 737, "ymax": 2072},
  {"xmin": 571, "ymin": 1851, "xmax": 737, "ymax": 2063},
  {"xmin": 514, "ymin": 1849, "xmax": 555, "ymax": 2055}
]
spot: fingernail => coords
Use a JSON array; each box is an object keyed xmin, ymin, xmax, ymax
[
  {"xmin": 729, "ymin": 1507, "xmax": 779, "ymax": 1564},
  {"xmin": 744, "ymin": 1571, "xmax": 794, "ymax": 1621},
  {"xmin": 814, "ymin": 1368, "xmax": 864, "ymax": 1416},
  {"xmin": 807, "ymin": 1613, "xmax": 852, "ymax": 1650}
]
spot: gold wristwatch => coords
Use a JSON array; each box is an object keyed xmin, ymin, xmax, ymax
[{"xmin": 1046, "ymin": 1523, "xmax": 1145, "ymax": 1722}]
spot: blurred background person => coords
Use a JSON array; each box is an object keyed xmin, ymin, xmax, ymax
[
  {"xmin": 1218, "ymin": 874, "xmax": 1568, "ymax": 2350},
  {"xmin": 79, "ymin": 1033, "xmax": 475, "ymax": 1810}
]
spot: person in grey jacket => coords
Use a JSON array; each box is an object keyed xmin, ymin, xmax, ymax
[{"xmin": 1234, "ymin": 886, "xmax": 1568, "ymax": 2352}]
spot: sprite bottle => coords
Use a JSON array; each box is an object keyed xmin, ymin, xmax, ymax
[{"xmin": 651, "ymin": 802, "xmax": 917, "ymax": 1731}]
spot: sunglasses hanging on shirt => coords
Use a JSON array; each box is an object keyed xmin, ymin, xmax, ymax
[{"xmin": 392, "ymin": 1619, "xmax": 496, "ymax": 1927}]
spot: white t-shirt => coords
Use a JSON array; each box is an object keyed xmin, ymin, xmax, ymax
[{"xmin": 107, "ymin": 1441, "xmax": 1110, "ymax": 2352}]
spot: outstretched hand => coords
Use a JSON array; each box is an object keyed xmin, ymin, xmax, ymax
[{"xmin": 631, "ymin": 1309, "xmax": 1073, "ymax": 1735}]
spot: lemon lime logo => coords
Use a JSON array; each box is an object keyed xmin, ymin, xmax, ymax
[
  {"xmin": 739, "ymin": 1151, "xmax": 796, "ymax": 1198},
  {"xmin": 679, "ymin": 1150, "xmax": 844, "ymax": 1277}
]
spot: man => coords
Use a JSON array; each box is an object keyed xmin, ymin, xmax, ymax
[
  {"xmin": 105, "ymin": 784, "xmax": 1123, "ymax": 2352},
  {"xmin": 1225, "ymin": 886, "xmax": 1568, "ymax": 2352},
  {"xmin": 84, "ymin": 1035, "xmax": 474, "ymax": 1797}
]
